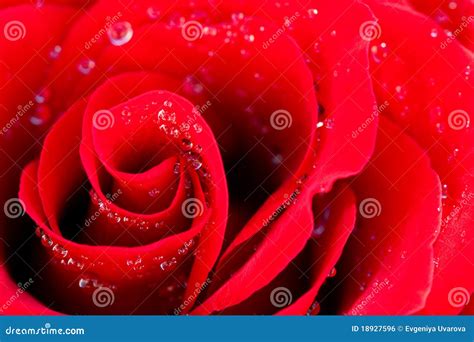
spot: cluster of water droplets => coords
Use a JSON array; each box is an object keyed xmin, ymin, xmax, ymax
[
  {"xmin": 35, "ymin": 227, "xmax": 87, "ymax": 271},
  {"xmin": 89, "ymin": 189, "xmax": 169, "ymax": 232}
]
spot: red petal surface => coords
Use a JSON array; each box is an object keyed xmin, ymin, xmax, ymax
[
  {"xmin": 322, "ymin": 118, "xmax": 441, "ymax": 315},
  {"xmin": 365, "ymin": 0, "xmax": 474, "ymax": 314}
]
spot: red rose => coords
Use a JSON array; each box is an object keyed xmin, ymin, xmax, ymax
[{"xmin": 0, "ymin": 0, "xmax": 472, "ymax": 315}]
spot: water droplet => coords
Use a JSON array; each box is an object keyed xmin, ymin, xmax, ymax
[
  {"xmin": 191, "ymin": 159, "xmax": 202, "ymax": 170},
  {"xmin": 313, "ymin": 41, "xmax": 321, "ymax": 54},
  {"xmin": 448, "ymin": 147, "xmax": 460, "ymax": 163},
  {"xmin": 107, "ymin": 21, "xmax": 134, "ymax": 46},
  {"xmin": 49, "ymin": 45, "xmax": 62, "ymax": 59},
  {"xmin": 160, "ymin": 257, "xmax": 177, "ymax": 271},
  {"xmin": 52, "ymin": 244, "xmax": 68, "ymax": 258},
  {"xmin": 433, "ymin": 10, "xmax": 449, "ymax": 25},
  {"xmin": 29, "ymin": 105, "xmax": 51, "ymax": 126},
  {"xmin": 193, "ymin": 123, "xmax": 203, "ymax": 133},
  {"xmin": 181, "ymin": 138, "xmax": 193, "ymax": 151},
  {"xmin": 435, "ymin": 122, "xmax": 445, "ymax": 134},
  {"xmin": 148, "ymin": 188, "xmax": 161, "ymax": 198},
  {"xmin": 272, "ymin": 154, "xmax": 283, "ymax": 165},
  {"xmin": 192, "ymin": 144, "xmax": 202, "ymax": 153},
  {"xmin": 441, "ymin": 183, "xmax": 448, "ymax": 201},
  {"xmin": 307, "ymin": 301, "xmax": 320, "ymax": 315},
  {"xmin": 328, "ymin": 267, "xmax": 337, "ymax": 277},
  {"xmin": 173, "ymin": 162, "xmax": 181, "ymax": 174},
  {"xmin": 430, "ymin": 28, "xmax": 439, "ymax": 38},
  {"xmin": 35, "ymin": 88, "xmax": 50, "ymax": 104},
  {"xmin": 244, "ymin": 34, "xmax": 255, "ymax": 43},
  {"xmin": 183, "ymin": 75, "xmax": 204, "ymax": 95},
  {"xmin": 147, "ymin": 7, "xmax": 160, "ymax": 20},
  {"xmin": 394, "ymin": 85, "xmax": 407, "ymax": 101},
  {"xmin": 78, "ymin": 58, "xmax": 96, "ymax": 75},
  {"xmin": 313, "ymin": 224, "xmax": 325, "ymax": 237},
  {"xmin": 370, "ymin": 43, "xmax": 388, "ymax": 64},
  {"xmin": 464, "ymin": 65, "xmax": 471, "ymax": 80},
  {"xmin": 324, "ymin": 118, "xmax": 335, "ymax": 129},
  {"xmin": 40, "ymin": 233, "xmax": 53, "ymax": 247},
  {"xmin": 307, "ymin": 8, "xmax": 319, "ymax": 18},
  {"xmin": 231, "ymin": 12, "xmax": 245, "ymax": 23},
  {"xmin": 78, "ymin": 277, "xmax": 91, "ymax": 288},
  {"xmin": 240, "ymin": 49, "xmax": 250, "ymax": 58}
]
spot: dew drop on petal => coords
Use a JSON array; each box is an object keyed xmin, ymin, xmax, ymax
[
  {"xmin": 324, "ymin": 118, "xmax": 335, "ymax": 129},
  {"xmin": 49, "ymin": 45, "xmax": 62, "ymax": 59},
  {"xmin": 78, "ymin": 278, "xmax": 90, "ymax": 289},
  {"xmin": 307, "ymin": 8, "xmax": 319, "ymax": 18},
  {"xmin": 107, "ymin": 21, "xmax": 134, "ymax": 46},
  {"xmin": 193, "ymin": 123, "xmax": 203, "ymax": 133},
  {"xmin": 328, "ymin": 267, "xmax": 337, "ymax": 278},
  {"xmin": 147, "ymin": 7, "xmax": 160, "ymax": 20},
  {"xmin": 441, "ymin": 183, "xmax": 448, "ymax": 201},
  {"xmin": 78, "ymin": 58, "xmax": 96, "ymax": 75},
  {"xmin": 181, "ymin": 138, "xmax": 193, "ymax": 151},
  {"xmin": 30, "ymin": 105, "xmax": 52, "ymax": 126},
  {"xmin": 307, "ymin": 301, "xmax": 320, "ymax": 315},
  {"xmin": 435, "ymin": 122, "xmax": 445, "ymax": 134},
  {"xmin": 394, "ymin": 85, "xmax": 407, "ymax": 101},
  {"xmin": 173, "ymin": 162, "xmax": 181, "ymax": 175},
  {"xmin": 194, "ymin": 144, "xmax": 203, "ymax": 153},
  {"xmin": 313, "ymin": 224, "xmax": 325, "ymax": 237},
  {"xmin": 464, "ymin": 65, "xmax": 471, "ymax": 80},
  {"xmin": 272, "ymin": 154, "xmax": 283, "ymax": 165}
]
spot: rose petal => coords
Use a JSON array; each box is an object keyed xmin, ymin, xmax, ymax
[
  {"xmin": 322, "ymin": 118, "xmax": 441, "ymax": 315},
  {"xmin": 365, "ymin": 0, "xmax": 474, "ymax": 314}
]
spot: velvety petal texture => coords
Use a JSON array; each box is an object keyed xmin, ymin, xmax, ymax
[{"xmin": 0, "ymin": 0, "xmax": 471, "ymax": 316}]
